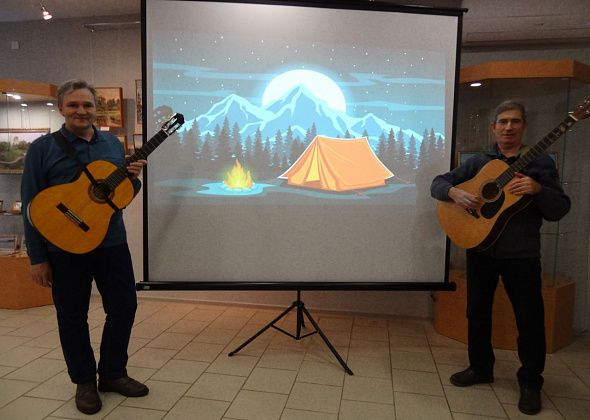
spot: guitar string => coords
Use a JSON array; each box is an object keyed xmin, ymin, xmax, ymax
[{"xmin": 494, "ymin": 117, "xmax": 576, "ymax": 188}]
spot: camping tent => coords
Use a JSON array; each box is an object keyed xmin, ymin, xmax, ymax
[{"xmin": 278, "ymin": 135, "xmax": 394, "ymax": 192}]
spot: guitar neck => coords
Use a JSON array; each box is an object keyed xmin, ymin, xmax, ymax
[
  {"xmin": 105, "ymin": 128, "xmax": 170, "ymax": 189},
  {"xmin": 496, "ymin": 115, "xmax": 578, "ymax": 188}
]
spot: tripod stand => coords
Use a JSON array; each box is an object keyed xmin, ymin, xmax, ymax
[{"xmin": 228, "ymin": 290, "xmax": 353, "ymax": 375}]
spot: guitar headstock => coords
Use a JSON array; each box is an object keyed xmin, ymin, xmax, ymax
[
  {"xmin": 571, "ymin": 98, "xmax": 590, "ymax": 121},
  {"xmin": 161, "ymin": 113, "xmax": 185, "ymax": 135}
]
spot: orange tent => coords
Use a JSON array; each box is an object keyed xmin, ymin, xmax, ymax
[{"xmin": 278, "ymin": 135, "xmax": 393, "ymax": 192}]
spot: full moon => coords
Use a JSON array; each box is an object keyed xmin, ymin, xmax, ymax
[{"xmin": 262, "ymin": 69, "xmax": 346, "ymax": 113}]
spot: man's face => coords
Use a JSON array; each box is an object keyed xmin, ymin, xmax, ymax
[
  {"xmin": 491, "ymin": 109, "xmax": 526, "ymax": 151},
  {"xmin": 59, "ymin": 88, "xmax": 96, "ymax": 133}
]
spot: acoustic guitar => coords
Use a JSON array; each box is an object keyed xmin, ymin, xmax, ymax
[
  {"xmin": 28, "ymin": 113, "xmax": 185, "ymax": 254},
  {"xmin": 436, "ymin": 99, "xmax": 590, "ymax": 250}
]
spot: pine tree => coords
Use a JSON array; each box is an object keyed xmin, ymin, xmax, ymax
[
  {"xmin": 231, "ymin": 122, "xmax": 241, "ymax": 153},
  {"xmin": 215, "ymin": 118, "xmax": 232, "ymax": 165},
  {"xmin": 377, "ymin": 132, "xmax": 387, "ymax": 160},
  {"xmin": 274, "ymin": 129, "xmax": 284, "ymax": 158}
]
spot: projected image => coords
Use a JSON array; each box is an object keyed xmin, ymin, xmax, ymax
[
  {"xmin": 145, "ymin": 0, "xmax": 458, "ymax": 285},
  {"xmin": 150, "ymin": 1, "xmax": 448, "ymax": 203}
]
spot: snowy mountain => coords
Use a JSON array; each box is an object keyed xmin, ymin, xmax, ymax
[{"xmin": 179, "ymin": 88, "xmax": 440, "ymax": 148}]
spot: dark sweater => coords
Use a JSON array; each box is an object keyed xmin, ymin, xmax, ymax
[{"xmin": 430, "ymin": 145, "xmax": 570, "ymax": 258}]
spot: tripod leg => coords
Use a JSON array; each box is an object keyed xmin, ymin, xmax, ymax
[
  {"xmin": 301, "ymin": 305, "xmax": 354, "ymax": 375},
  {"xmin": 228, "ymin": 301, "xmax": 297, "ymax": 356}
]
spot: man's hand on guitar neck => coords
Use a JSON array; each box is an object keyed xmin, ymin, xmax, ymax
[
  {"xmin": 448, "ymin": 187, "xmax": 483, "ymax": 210},
  {"xmin": 126, "ymin": 159, "xmax": 147, "ymax": 179},
  {"xmin": 508, "ymin": 172, "xmax": 542, "ymax": 196},
  {"xmin": 30, "ymin": 262, "xmax": 53, "ymax": 288}
]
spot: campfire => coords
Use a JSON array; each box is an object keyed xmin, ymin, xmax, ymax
[{"xmin": 223, "ymin": 159, "xmax": 253, "ymax": 190}]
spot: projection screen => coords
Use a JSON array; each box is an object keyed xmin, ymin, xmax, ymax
[{"xmin": 139, "ymin": 0, "xmax": 463, "ymax": 290}]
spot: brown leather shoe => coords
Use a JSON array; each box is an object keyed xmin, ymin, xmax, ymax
[
  {"xmin": 98, "ymin": 376, "xmax": 149, "ymax": 397},
  {"xmin": 75, "ymin": 381, "xmax": 102, "ymax": 414},
  {"xmin": 450, "ymin": 367, "xmax": 494, "ymax": 387}
]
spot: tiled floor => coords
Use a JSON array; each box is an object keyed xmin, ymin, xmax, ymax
[{"xmin": 1, "ymin": 297, "xmax": 589, "ymax": 419}]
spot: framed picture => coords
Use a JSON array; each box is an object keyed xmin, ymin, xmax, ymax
[
  {"xmin": 135, "ymin": 79, "xmax": 143, "ymax": 134},
  {"xmin": 96, "ymin": 87, "xmax": 124, "ymax": 128},
  {"xmin": 0, "ymin": 234, "xmax": 18, "ymax": 256},
  {"xmin": 0, "ymin": 128, "xmax": 50, "ymax": 173},
  {"xmin": 0, "ymin": 199, "xmax": 3, "ymax": 212}
]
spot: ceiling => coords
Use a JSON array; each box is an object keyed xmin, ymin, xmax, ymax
[{"xmin": 1, "ymin": 0, "xmax": 590, "ymax": 47}]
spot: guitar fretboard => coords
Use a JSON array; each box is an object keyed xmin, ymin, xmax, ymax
[{"xmin": 496, "ymin": 116, "xmax": 577, "ymax": 188}]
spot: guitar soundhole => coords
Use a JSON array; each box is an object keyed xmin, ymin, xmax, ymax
[
  {"xmin": 480, "ymin": 181, "xmax": 501, "ymax": 201},
  {"xmin": 91, "ymin": 182, "xmax": 112, "ymax": 202}
]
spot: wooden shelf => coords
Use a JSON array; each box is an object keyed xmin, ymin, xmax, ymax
[
  {"xmin": 0, "ymin": 254, "xmax": 53, "ymax": 309},
  {"xmin": 460, "ymin": 60, "xmax": 590, "ymax": 84},
  {"xmin": 434, "ymin": 270, "xmax": 575, "ymax": 353}
]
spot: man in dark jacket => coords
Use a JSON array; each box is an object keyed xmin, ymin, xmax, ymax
[{"xmin": 431, "ymin": 100, "xmax": 570, "ymax": 415}]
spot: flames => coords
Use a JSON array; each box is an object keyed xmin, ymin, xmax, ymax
[{"xmin": 223, "ymin": 159, "xmax": 253, "ymax": 190}]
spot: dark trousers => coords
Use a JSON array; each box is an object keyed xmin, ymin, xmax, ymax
[
  {"xmin": 466, "ymin": 252, "xmax": 545, "ymax": 390},
  {"xmin": 49, "ymin": 244, "xmax": 137, "ymax": 384}
]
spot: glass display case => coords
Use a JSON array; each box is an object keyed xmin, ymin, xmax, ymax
[
  {"xmin": 452, "ymin": 60, "xmax": 590, "ymax": 289},
  {"xmin": 0, "ymin": 80, "xmax": 60, "ymax": 252},
  {"xmin": 434, "ymin": 61, "xmax": 588, "ymax": 350}
]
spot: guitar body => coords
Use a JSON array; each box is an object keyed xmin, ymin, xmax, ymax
[
  {"xmin": 29, "ymin": 160, "xmax": 135, "ymax": 254},
  {"xmin": 435, "ymin": 159, "xmax": 532, "ymax": 250}
]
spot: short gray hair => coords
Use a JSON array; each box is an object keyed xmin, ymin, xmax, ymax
[
  {"xmin": 57, "ymin": 79, "xmax": 97, "ymax": 107},
  {"xmin": 493, "ymin": 100, "xmax": 527, "ymax": 123}
]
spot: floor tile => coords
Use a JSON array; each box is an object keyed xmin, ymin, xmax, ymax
[
  {"xmin": 347, "ymin": 354, "xmax": 391, "ymax": 379},
  {"xmin": 338, "ymin": 400, "xmax": 395, "ymax": 420},
  {"xmin": 258, "ymin": 347, "xmax": 305, "ymax": 371},
  {"xmin": 0, "ymin": 396, "xmax": 64, "ymax": 419},
  {"xmin": 280, "ymin": 408, "xmax": 337, "ymax": 419},
  {"xmin": 395, "ymin": 392, "xmax": 453, "ymax": 420},
  {"xmin": 147, "ymin": 332, "xmax": 194, "ymax": 350},
  {"xmin": 104, "ymin": 405, "xmax": 166, "ymax": 419},
  {"xmin": 389, "ymin": 334, "xmax": 430, "ymax": 354},
  {"xmin": 150, "ymin": 359, "xmax": 208, "ymax": 384},
  {"xmin": 0, "ymin": 378, "xmax": 38, "ymax": 407},
  {"xmin": 225, "ymin": 389, "xmax": 288, "ymax": 420},
  {"xmin": 195, "ymin": 328, "xmax": 238, "ymax": 345},
  {"xmin": 390, "ymin": 349, "xmax": 437, "ymax": 372},
  {"xmin": 25, "ymin": 371, "xmax": 75, "ymax": 400},
  {"xmin": 121, "ymin": 379, "xmax": 190, "ymax": 411},
  {"xmin": 206, "ymin": 353, "xmax": 258, "ymax": 376},
  {"xmin": 543, "ymin": 373, "xmax": 590, "ymax": 399},
  {"xmin": 296, "ymin": 360, "xmax": 345, "ymax": 386},
  {"xmin": 4, "ymin": 357, "xmax": 66, "ymax": 382},
  {"xmin": 391, "ymin": 368, "xmax": 444, "ymax": 396},
  {"xmin": 244, "ymin": 367, "xmax": 296, "ymax": 394},
  {"xmin": 286, "ymin": 382, "xmax": 341, "ymax": 413},
  {"xmin": 443, "ymin": 385, "xmax": 505, "ymax": 417},
  {"xmin": 128, "ymin": 347, "xmax": 178, "ymax": 369},
  {"xmin": 0, "ymin": 345, "xmax": 51, "ymax": 367},
  {"xmin": 163, "ymin": 396, "xmax": 229, "ymax": 420},
  {"xmin": 186, "ymin": 372, "xmax": 246, "ymax": 401},
  {"xmin": 175, "ymin": 341, "xmax": 225, "ymax": 363},
  {"xmin": 551, "ymin": 396, "xmax": 590, "ymax": 419},
  {"xmin": 342, "ymin": 376, "xmax": 393, "ymax": 404}
]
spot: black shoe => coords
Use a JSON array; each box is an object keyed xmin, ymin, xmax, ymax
[
  {"xmin": 75, "ymin": 381, "xmax": 102, "ymax": 414},
  {"xmin": 519, "ymin": 387, "xmax": 542, "ymax": 415},
  {"xmin": 98, "ymin": 376, "xmax": 149, "ymax": 397},
  {"xmin": 450, "ymin": 367, "xmax": 494, "ymax": 387}
]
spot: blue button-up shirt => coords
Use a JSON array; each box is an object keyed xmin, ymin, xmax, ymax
[{"xmin": 21, "ymin": 125, "xmax": 141, "ymax": 264}]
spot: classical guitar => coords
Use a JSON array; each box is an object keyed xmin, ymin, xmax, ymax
[
  {"xmin": 28, "ymin": 113, "xmax": 185, "ymax": 254},
  {"xmin": 436, "ymin": 99, "xmax": 590, "ymax": 250}
]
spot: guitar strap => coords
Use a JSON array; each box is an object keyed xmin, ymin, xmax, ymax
[{"xmin": 51, "ymin": 130, "xmax": 121, "ymax": 212}]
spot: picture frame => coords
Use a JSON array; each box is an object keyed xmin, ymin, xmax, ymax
[
  {"xmin": 0, "ymin": 234, "xmax": 18, "ymax": 256},
  {"xmin": 96, "ymin": 87, "xmax": 124, "ymax": 128},
  {"xmin": 0, "ymin": 199, "xmax": 3, "ymax": 213},
  {"xmin": 135, "ymin": 79, "xmax": 143, "ymax": 134},
  {"xmin": 0, "ymin": 128, "xmax": 50, "ymax": 173}
]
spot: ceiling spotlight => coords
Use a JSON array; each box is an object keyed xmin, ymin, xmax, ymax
[
  {"xmin": 41, "ymin": 5, "xmax": 52, "ymax": 20},
  {"xmin": 470, "ymin": 82, "xmax": 482, "ymax": 87}
]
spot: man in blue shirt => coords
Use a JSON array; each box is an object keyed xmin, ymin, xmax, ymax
[{"xmin": 21, "ymin": 80, "xmax": 148, "ymax": 415}]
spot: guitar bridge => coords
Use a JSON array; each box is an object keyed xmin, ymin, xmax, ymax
[{"xmin": 57, "ymin": 203, "xmax": 90, "ymax": 232}]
